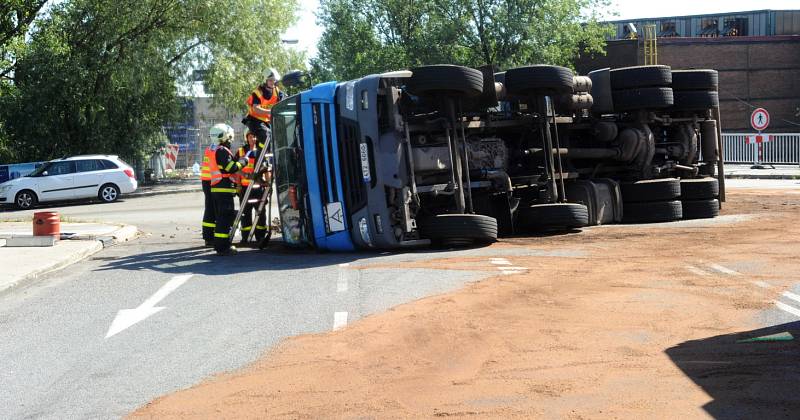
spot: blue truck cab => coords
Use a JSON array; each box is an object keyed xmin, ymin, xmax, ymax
[{"xmin": 271, "ymin": 72, "xmax": 416, "ymax": 251}]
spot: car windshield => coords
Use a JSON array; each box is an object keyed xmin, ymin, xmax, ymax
[
  {"xmin": 27, "ymin": 162, "xmax": 51, "ymax": 177},
  {"xmin": 272, "ymin": 95, "xmax": 312, "ymax": 247}
]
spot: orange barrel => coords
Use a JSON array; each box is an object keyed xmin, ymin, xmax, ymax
[{"xmin": 33, "ymin": 211, "xmax": 61, "ymax": 238}]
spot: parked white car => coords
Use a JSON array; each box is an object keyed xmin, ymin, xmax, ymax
[{"xmin": 0, "ymin": 155, "xmax": 138, "ymax": 209}]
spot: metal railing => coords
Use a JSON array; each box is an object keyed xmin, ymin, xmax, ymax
[{"xmin": 722, "ymin": 133, "xmax": 800, "ymax": 165}]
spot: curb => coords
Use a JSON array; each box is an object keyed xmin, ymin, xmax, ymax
[
  {"xmin": 0, "ymin": 224, "xmax": 139, "ymax": 295},
  {"xmin": 127, "ymin": 187, "xmax": 202, "ymax": 198},
  {"xmin": 725, "ymin": 175, "xmax": 800, "ymax": 180}
]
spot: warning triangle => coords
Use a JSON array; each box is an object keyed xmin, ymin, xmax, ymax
[{"xmin": 736, "ymin": 332, "xmax": 794, "ymax": 343}]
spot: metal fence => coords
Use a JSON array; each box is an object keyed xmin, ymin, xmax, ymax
[{"xmin": 722, "ymin": 133, "xmax": 800, "ymax": 165}]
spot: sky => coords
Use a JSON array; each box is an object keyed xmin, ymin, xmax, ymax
[{"xmin": 282, "ymin": 0, "xmax": 800, "ymax": 60}]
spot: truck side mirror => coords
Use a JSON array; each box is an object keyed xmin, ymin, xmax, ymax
[{"xmin": 282, "ymin": 70, "xmax": 305, "ymax": 88}]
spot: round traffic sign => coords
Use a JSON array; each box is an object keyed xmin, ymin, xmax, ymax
[{"xmin": 751, "ymin": 108, "xmax": 770, "ymax": 131}]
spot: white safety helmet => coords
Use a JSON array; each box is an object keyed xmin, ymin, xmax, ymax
[
  {"xmin": 264, "ymin": 67, "xmax": 281, "ymax": 82},
  {"xmin": 209, "ymin": 123, "xmax": 234, "ymax": 143}
]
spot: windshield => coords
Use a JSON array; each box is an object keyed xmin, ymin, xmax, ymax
[
  {"xmin": 27, "ymin": 162, "xmax": 51, "ymax": 177},
  {"xmin": 272, "ymin": 95, "xmax": 312, "ymax": 247}
]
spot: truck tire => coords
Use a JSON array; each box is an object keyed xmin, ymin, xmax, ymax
[
  {"xmin": 680, "ymin": 177, "xmax": 719, "ymax": 200},
  {"xmin": 407, "ymin": 65, "xmax": 484, "ymax": 98},
  {"xmin": 621, "ymin": 178, "xmax": 681, "ymax": 203},
  {"xmin": 504, "ymin": 65, "xmax": 574, "ymax": 95},
  {"xmin": 682, "ymin": 198, "xmax": 720, "ymax": 220},
  {"xmin": 623, "ymin": 200, "xmax": 683, "ymax": 223},
  {"xmin": 612, "ymin": 87, "xmax": 673, "ymax": 111},
  {"xmin": 420, "ymin": 214, "xmax": 498, "ymax": 246},
  {"xmin": 517, "ymin": 203, "xmax": 589, "ymax": 231},
  {"xmin": 610, "ymin": 65, "xmax": 672, "ymax": 90},
  {"xmin": 671, "ymin": 69, "xmax": 718, "ymax": 90},
  {"xmin": 673, "ymin": 90, "xmax": 719, "ymax": 110}
]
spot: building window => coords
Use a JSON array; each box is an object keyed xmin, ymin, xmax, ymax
[
  {"xmin": 699, "ymin": 18, "xmax": 719, "ymax": 37},
  {"xmin": 659, "ymin": 21, "xmax": 679, "ymax": 37},
  {"xmin": 622, "ymin": 23, "xmax": 637, "ymax": 39},
  {"xmin": 723, "ymin": 17, "xmax": 748, "ymax": 36}
]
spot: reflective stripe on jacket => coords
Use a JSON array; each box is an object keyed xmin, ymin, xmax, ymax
[{"xmin": 246, "ymin": 86, "xmax": 280, "ymax": 123}]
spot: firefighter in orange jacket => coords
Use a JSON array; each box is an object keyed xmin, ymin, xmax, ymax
[
  {"xmin": 243, "ymin": 68, "xmax": 285, "ymax": 154},
  {"xmin": 233, "ymin": 129, "xmax": 269, "ymax": 245},
  {"xmin": 199, "ymin": 140, "xmax": 220, "ymax": 246},
  {"xmin": 207, "ymin": 123, "xmax": 248, "ymax": 256}
]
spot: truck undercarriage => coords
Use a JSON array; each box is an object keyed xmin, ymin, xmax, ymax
[{"xmin": 366, "ymin": 64, "xmax": 723, "ymax": 247}]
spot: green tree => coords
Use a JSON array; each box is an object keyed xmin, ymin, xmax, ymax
[
  {"xmin": 1, "ymin": 0, "xmax": 302, "ymax": 163},
  {"xmin": 313, "ymin": 0, "xmax": 613, "ymax": 81}
]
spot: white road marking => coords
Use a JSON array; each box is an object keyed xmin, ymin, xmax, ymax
[
  {"xmin": 500, "ymin": 271, "xmax": 526, "ymax": 275},
  {"xmin": 708, "ymin": 263, "xmax": 741, "ymax": 276},
  {"xmin": 775, "ymin": 301, "xmax": 800, "ymax": 318},
  {"xmin": 491, "ymin": 258, "xmax": 512, "ymax": 265},
  {"xmin": 106, "ymin": 274, "xmax": 193, "ymax": 338},
  {"xmin": 752, "ymin": 280, "xmax": 772, "ymax": 289},
  {"xmin": 685, "ymin": 265, "xmax": 711, "ymax": 276},
  {"xmin": 333, "ymin": 311, "xmax": 348, "ymax": 330},
  {"xmin": 337, "ymin": 268, "xmax": 348, "ymax": 292},
  {"xmin": 782, "ymin": 291, "xmax": 800, "ymax": 305}
]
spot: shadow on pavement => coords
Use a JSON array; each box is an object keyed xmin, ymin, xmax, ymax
[
  {"xmin": 95, "ymin": 238, "xmax": 498, "ymax": 276},
  {"xmin": 666, "ymin": 320, "xmax": 800, "ymax": 418}
]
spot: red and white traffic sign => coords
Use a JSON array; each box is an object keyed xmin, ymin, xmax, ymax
[
  {"xmin": 751, "ymin": 108, "xmax": 770, "ymax": 131},
  {"xmin": 746, "ymin": 134, "xmax": 772, "ymax": 144}
]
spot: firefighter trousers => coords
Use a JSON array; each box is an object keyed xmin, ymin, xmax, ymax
[
  {"xmin": 212, "ymin": 190, "xmax": 236, "ymax": 253},
  {"xmin": 201, "ymin": 181, "xmax": 215, "ymax": 241}
]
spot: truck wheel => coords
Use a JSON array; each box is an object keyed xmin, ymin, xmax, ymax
[
  {"xmin": 673, "ymin": 90, "xmax": 719, "ymax": 110},
  {"xmin": 622, "ymin": 200, "xmax": 683, "ymax": 223},
  {"xmin": 681, "ymin": 198, "xmax": 719, "ymax": 220},
  {"xmin": 612, "ymin": 87, "xmax": 673, "ymax": 111},
  {"xmin": 680, "ymin": 177, "xmax": 719, "ymax": 200},
  {"xmin": 504, "ymin": 65, "xmax": 575, "ymax": 95},
  {"xmin": 420, "ymin": 214, "xmax": 498, "ymax": 247},
  {"xmin": 610, "ymin": 65, "xmax": 672, "ymax": 90},
  {"xmin": 406, "ymin": 65, "xmax": 484, "ymax": 98},
  {"xmin": 620, "ymin": 178, "xmax": 681, "ymax": 202},
  {"xmin": 671, "ymin": 69, "xmax": 718, "ymax": 90},
  {"xmin": 517, "ymin": 203, "xmax": 589, "ymax": 231}
]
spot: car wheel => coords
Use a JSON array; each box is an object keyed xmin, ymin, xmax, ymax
[
  {"xmin": 622, "ymin": 200, "xmax": 683, "ymax": 223},
  {"xmin": 98, "ymin": 183, "xmax": 120, "ymax": 203},
  {"xmin": 610, "ymin": 65, "xmax": 672, "ymax": 90},
  {"xmin": 612, "ymin": 87, "xmax": 674, "ymax": 111},
  {"xmin": 517, "ymin": 203, "xmax": 589, "ymax": 232},
  {"xmin": 15, "ymin": 190, "xmax": 38, "ymax": 210},
  {"xmin": 419, "ymin": 214, "xmax": 498, "ymax": 247},
  {"xmin": 620, "ymin": 178, "xmax": 681, "ymax": 202},
  {"xmin": 504, "ymin": 65, "xmax": 575, "ymax": 96},
  {"xmin": 406, "ymin": 65, "xmax": 484, "ymax": 98}
]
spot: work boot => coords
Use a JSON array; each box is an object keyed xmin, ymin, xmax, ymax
[{"xmin": 216, "ymin": 246, "xmax": 238, "ymax": 256}]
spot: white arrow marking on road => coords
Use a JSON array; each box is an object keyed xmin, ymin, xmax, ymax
[{"xmin": 105, "ymin": 274, "xmax": 193, "ymax": 338}]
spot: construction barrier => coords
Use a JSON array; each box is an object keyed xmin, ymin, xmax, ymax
[{"xmin": 722, "ymin": 133, "xmax": 800, "ymax": 165}]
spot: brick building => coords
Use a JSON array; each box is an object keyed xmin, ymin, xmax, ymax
[{"xmin": 577, "ymin": 10, "xmax": 800, "ymax": 133}]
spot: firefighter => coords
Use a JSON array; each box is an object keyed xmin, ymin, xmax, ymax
[
  {"xmin": 243, "ymin": 68, "xmax": 285, "ymax": 153},
  {"xmin": 208, "ymin": 123, "xmax": 248, "ymax": 256},
  {"xmin": 200, "ymin": 139, "xmax": 218, "ymax": 247},
  {"xmin": 233, "ymin": 129, "xmax": 267, "ymax": 245}
]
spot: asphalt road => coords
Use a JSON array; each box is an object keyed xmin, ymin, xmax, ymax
[
  {"xmin": 1, "ymin": 180, "xmax": 798, "ymax": 418},
  {"xmin": 0, "ymin": 190, "xmax": 583, "ymax": 419}
]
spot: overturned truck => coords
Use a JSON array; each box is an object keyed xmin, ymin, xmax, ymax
[{"xmin": 270, "ymin": 64, "xmax": 724, "ymax": 250}]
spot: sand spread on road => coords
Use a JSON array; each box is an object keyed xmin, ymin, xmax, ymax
[{"xmin": 131, "ymin": 190, "xmax": 800, "ymax": 418}]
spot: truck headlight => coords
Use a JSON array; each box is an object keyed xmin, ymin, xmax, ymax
[{"xmin": 358, "ymin": 217, "xmax": 372, "ymax": 247}]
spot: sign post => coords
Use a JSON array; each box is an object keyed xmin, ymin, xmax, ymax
[{"xmin": 749, "ymin": 108, "xmax": 772, "ymax": 169}]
